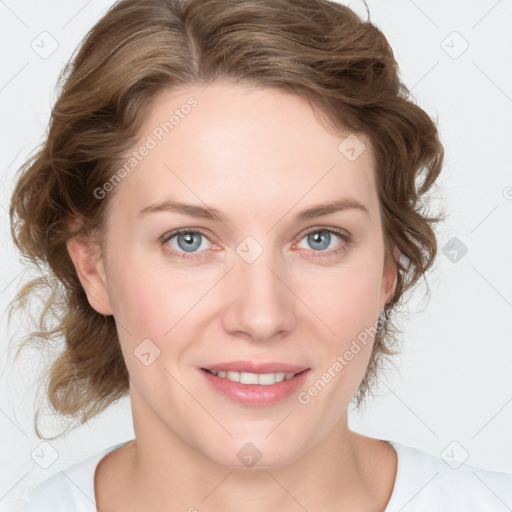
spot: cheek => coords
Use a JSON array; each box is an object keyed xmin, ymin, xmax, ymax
[
  {"xmin": 295, "ymin": 260, "xmax": 383, "ymax": 338},
  {"xmin": 107, "ymin": 269, "xmax": 166, "ymax": 337},
  {"xmin": 106, "ymin": 239, "xmax": 384, "ymax": 350},
  {"xmin": 298, "ymin": 268, "xmax": 381, "ymax": 410},
  {"xmin": 106, "ymin": 255, "xmax": 220, "ymax": 342}
]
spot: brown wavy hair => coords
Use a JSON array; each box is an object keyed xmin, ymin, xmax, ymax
[{"xmin": 8, "ymin": 0, "xmax": 444, "ymax": 439}]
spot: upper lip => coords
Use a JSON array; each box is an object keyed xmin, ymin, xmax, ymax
[{"xmin": 202, "ymin": 361, "xmax": 309, "ymax": 374}]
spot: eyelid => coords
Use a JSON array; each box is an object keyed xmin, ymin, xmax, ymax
[
  {"xmin": 299, "ymin": 224, "xmax": 350, "ymax": 239},
  {"xmin": 160, "ymin": 226, "xmax": 213, "ymax": 243}
]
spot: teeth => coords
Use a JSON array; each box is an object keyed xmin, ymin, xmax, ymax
[{"xmin": 206, "ymin": 370, "xmax": 296, "ymax": 385}]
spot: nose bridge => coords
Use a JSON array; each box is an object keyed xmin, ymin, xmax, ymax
[{"xmin": 221, "ymin": 238, "xmax": 296, "ymax": 341}]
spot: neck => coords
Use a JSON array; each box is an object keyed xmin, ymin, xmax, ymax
[{"xmin": 110, "ymin": 397, "xmax": 395, "ymax": 511}]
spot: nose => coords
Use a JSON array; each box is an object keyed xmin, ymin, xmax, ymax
[{"xmin": 220, "ymin": 246, "xmax": 297, "ymax": 343}]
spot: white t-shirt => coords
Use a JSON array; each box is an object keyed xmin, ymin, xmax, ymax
[{"xmin": 19, "ymin": 439, "xmax": 512, "ymax": 511}]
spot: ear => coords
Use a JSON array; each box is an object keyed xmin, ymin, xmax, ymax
[
  {"xmin": 379, "ymin": 244, "xmax": 400, "ymax": 309},
  {"xmin": 66, "ymin": 235, "xmax": 113, "ymax": 316}
]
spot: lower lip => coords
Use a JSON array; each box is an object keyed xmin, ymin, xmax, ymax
[{"xmin": 200, "ymin": 368, "xmax": 310, "ymax": 406}]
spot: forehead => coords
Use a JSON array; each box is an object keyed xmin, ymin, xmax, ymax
[{"xmin": 111, "ymin": 82, "xmax": 378, "ymax": 222}]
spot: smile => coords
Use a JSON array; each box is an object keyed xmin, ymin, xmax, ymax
[
  {"xmin": 200, "ymin": 366, "xmax": 310, "ymax": 406},
  {"xmin": 204, "ymin": 369, "xmax": 297, "ymax": 385}
]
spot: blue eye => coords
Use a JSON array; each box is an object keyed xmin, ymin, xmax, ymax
[
  {"xmin": 303, "ymin": 230, "xmax": 336, "ymax": 251},
  {"xmin": 296, "ymin": 227, "xmax": 349, "ymax": 257},
  {"xmin": 162, "ymin": 229, "xmax": 212, "ymax": 257},
  {"xmin": 175, "ymin": 232, "xmax": 204, "ymax": 252}
]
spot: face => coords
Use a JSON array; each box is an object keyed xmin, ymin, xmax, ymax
[{"xmin": 73, "ymin": 81, "xmax": 397, "ymax": 469}]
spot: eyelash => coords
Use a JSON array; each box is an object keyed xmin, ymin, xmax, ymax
[{"xmin": 160, "ymin": 226, "xmax": 352, "ymax": 260}]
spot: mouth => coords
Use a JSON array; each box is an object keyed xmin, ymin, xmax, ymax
[
  {"xmin": 202, "ymin": 368, "xmax": 303, "ymax": 385},
  {"xmin": 199, "ymin": 363, "xmax": 310, "ymax": 406}
]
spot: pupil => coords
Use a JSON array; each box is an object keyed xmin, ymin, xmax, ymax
[
  {"xmin": 178, "ymin": 232, "xmax": 201, "ymax": 252},
  {"xmin": 309, "ymin": 231, "xmax": 330, "ymax": 250}
]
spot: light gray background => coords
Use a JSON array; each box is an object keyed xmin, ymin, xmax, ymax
[{"xmin": 1, "ymin": 0, "xmax": 511, "ymax": 510}]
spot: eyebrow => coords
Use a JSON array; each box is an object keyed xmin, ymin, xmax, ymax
[{"xmin": 137, "ymin": 198, "xmax": 369, "ymax": 223}]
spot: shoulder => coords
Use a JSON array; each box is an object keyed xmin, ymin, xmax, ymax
[
  {"xmin": 385, "ymin": 440, "xmax": 512, "ymax": 512},
  {"xmin": 20, "ymin": 440, "xmax": 133, "ymax": 512}
]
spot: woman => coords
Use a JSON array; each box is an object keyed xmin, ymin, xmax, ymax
[{"xmin": 9, "ymin": 0, "xmax": 511, "ymax": 510}]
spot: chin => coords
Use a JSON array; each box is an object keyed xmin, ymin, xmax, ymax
[{"xmin": 199, "ymin": 432, "xmax": 308, "ymax": 471}]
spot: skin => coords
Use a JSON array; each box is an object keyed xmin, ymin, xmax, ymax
[{"xmin": 68, "ymin": 81, "xmax": 399, "ymax": 511}]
